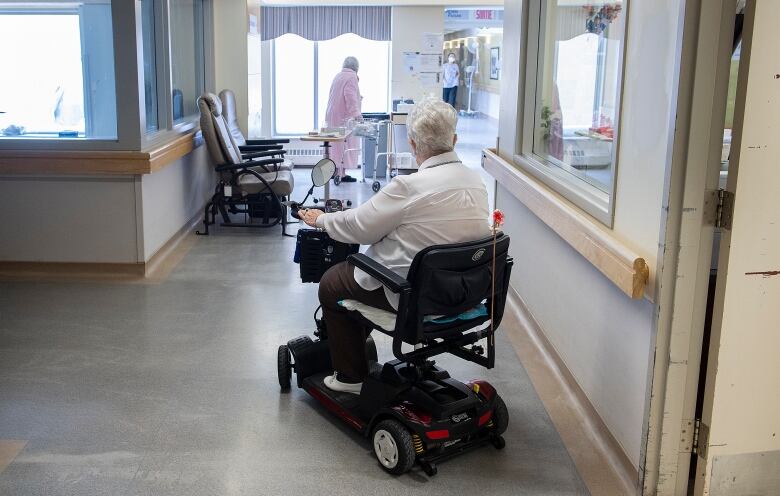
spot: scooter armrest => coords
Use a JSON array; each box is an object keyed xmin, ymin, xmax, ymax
[{"xmin": 347, "ymin": 254, "xmax": 410, "ymax": 293}]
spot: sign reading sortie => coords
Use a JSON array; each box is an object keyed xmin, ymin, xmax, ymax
[{"xmin": 445, "ymin": 9, "xmax": 504, "ymax": 22}]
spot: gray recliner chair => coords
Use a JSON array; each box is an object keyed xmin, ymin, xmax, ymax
[
  {"xmin": 197, "ymin": 92, "xmax": 294, "ymax": 236},
  {"xmin": 219, "ymin": 89, "xmax": 294, "ymax": 171}
]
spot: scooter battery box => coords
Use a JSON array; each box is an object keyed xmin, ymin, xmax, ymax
[{"xmin": 295, "ymin": 229, "xmax": 359, "ymax": 283}]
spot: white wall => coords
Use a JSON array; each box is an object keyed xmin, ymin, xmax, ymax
[
  {"xmin": 496, "ymin": 0, "xmax": 684, "ymax": 470},
  {"xmin": 0, "ymin": 146, "xmax": 213, "ymax": 265},
  {"xmin": 0, "ymin": 175, "xmax": 139, "ymax": 263},
  {"xmin": 214, "ymin": 0, "xmax": 250, "ymax": 136},
  {"xmin": 390, "ymin": 6, "xmax": 445, "ymax": 103},
  {"xmin": 139, "ymin": 146, "xmax": 213, "ymax": 261}
]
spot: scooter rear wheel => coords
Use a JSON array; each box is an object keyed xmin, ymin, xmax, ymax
[
  {"xmin": 492, "ymin": 394, "xmax": 509, "ymax": 436},
  {"xmin": 371, "ymin": 419, "xmax": 416, "ymax": 475},
  {"xmin": 278, "ymin": 345, "xmax": 292, "ymax": 390}
]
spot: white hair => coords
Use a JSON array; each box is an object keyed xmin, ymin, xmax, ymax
[
  {"xmin": 343, "ymin": 56, "xmax": 359, "ymax": 72},
  {"xmin": 406, "ymin": 97, "xmax": 458, "ymax": 158}
]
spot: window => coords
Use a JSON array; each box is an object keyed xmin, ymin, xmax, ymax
[
  {"xmin": 0, "ymin": 3, "xmax": 117, "ymax": 140},
  {"xmin": 273, "ymin": 34, "xmax": 315, "ymax": 135},
  {"xmin": 518, "ymin": 1, "xmax": 626, "ymax": 224},
  {"xmin": 141, "ymin": 0, "xmax": 159, "ymax": 132},
  {"xmin": 273, "ymin": 33, "xmax": 390, "ymax": 135},
  {"xmin": 169, "ymin": 0, "xmax": 206, "ymax": 123}
]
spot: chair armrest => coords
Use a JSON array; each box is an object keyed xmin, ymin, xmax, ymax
[
  {"xmin": 347, "ymin": 254, "xmax": 410, "ymax": 293},
  {"xmin": 239, "ymin": 144, "xmax": 285, "ymax": 153},
  {"xmin": 245, "ymin": 138, "xmax": 290, "ymax": 145},
  {"xmin": 242, "ymin": 150, "xmax": 286, "ymax": 160},
  {"xmin": 215, "ymin": 158, "xmax": 283, "ymax": 172}
]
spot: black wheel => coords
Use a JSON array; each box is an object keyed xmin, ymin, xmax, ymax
[
  {"xmin": 371, "ymin": 419, "xmax": 416, "ymax": 475},
  {"xmin": 372, "ymin": 181, "xmax": 381, "ymax": 192},
  {"xmin": 492, "ymin": 394, "xmax": 509, "ymax": 436},
  {"xmin": 365, "ymin": 336, "xmax": 378, "ymax": 363},
  {"xmin": 333, "ymin": 175, "xmax": 341, "ymax": 186},
  {"xmin": 277, "ymin": 345, "xmax": 292, "ymax": 390},
  {"xmin": 389, "ymin": 170, "xmax": 398, "ymax": 178},
  {"xmin": 420, "ymin": 460, "xmax": 438, "ymax": 476},
  {"xmin": 491, "ymin": 435, "xmax": 506, "ymax": 450}
]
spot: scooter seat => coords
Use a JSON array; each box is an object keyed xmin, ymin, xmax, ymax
[{"xmin": 339, "ymin": 299, "xmax": 491, "ymax": 338}]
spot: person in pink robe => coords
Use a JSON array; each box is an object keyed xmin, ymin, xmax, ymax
[{"xmin": 325, "ymin": 57, "xmax": 362, "ymax": 182}]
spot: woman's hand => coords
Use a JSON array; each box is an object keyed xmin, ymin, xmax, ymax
[{"xmin": 299, "ymin": 208, "xmax": 324, "ymax": 227}]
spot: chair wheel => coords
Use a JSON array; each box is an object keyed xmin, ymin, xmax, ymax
[
  {"xmin": 372, "ymin": 181, "xmax": 381, "ymax": 192},
  {"xmin": 371, "ymin": 419, "xmax": 416, "ymax": 475},
  {"xmin": 492, "ymin": 435, "xmax": 506, "ymax": 450},
  {"xmin": 333, "ymin": 175, "xmax": 341, "ymax": 185},
  {"xmin": 277, "ymin": 345, "xmax": 292, "ymax": 390}
]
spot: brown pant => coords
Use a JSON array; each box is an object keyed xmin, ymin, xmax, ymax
[{"xmin": 318, "ymin": 261, "xmax": 394, "ymax": 380}]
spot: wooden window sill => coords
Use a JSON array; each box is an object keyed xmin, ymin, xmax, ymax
[
  {"xmin": 483, "ymin": 148, "xmax": 652, "ymax": 300},
  {"xmin": 0, "ymin": 132, "xmax": 200, "ymax": 175}
]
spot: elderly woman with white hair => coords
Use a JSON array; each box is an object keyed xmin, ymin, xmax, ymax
[
  {"xmin": 299, "ymin": 97, "xmax": 491, "ymax": 394},
  {"xmin": 324, "ymin": 56, "xmax": 362, "ymax": 182}
]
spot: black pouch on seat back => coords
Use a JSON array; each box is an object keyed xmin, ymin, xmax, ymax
[{"xmin": 419, "ymin": 264, "xmax": 492, "ymax": 316}]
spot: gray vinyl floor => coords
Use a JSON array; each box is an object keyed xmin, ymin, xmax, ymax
[{"xmin": 0, "ymin": 119, "xmax": 590, "ymax": 495}]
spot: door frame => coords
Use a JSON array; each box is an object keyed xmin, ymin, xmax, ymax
[{"xmin": 641, "ymin": 0, "xmax": 737, "ymax": 494}]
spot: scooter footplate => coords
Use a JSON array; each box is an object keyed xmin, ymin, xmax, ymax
[{"xmin": 303, "ymin": 373, "xmax": 367, "ymax": 433}]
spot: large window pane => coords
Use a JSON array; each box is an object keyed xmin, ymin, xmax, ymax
[
  {"xmin": 273, "ymin": 34, "xmax": 315, "ymax": 135},
  {"xmin": 317, "ymin": 34, "xmax": 390, "ymax": 120},
  {"xmin": 0, "ymin": 3, "xmax": 117, "ymax": 139},
  {"xmin": 170, "ymin": 0, "xmax": 205, "ymax": 123},
  {"xmin": 532, "ymin": 2, "xmax": 625, "ymax": 193},
  {"xmin": 141, "ymin": 0, "xmax": 158, "ymax": 132}
]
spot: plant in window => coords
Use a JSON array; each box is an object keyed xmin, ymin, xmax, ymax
[
  {"xmin": 539, "ymin": 104, "xmax": 553, "ymax": 140},
  {"xmin": 583, "ymin": 4, "xmax": 622, "ymax": 35}
]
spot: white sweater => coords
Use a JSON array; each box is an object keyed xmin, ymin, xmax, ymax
[{"xmin": 317, "ymin": 151, "xmax": 491, "ymax": 308}]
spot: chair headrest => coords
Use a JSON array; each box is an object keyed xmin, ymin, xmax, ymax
[
  {"xmin": 219, "ymin": 89, "xmax": 246, "ymax": 146},
  {"xmin": 198, "ymin": 92, "xmax": 223, "ymax": 117}
]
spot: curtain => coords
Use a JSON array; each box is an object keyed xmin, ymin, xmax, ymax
[{"xmin": 260, "ymin": 6, "xmax": 391, "ymax": 41}]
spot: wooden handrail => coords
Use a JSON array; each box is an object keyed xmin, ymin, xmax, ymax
[
  {"xmin": 0, "ymin": 132, "xmax": 199, "ymax": 175},
  {"xmin": 482, "ymin": 148, "xmax": 651, "ymax": 300}
]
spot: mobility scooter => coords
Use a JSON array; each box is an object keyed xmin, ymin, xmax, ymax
[{"xmin": 279, "ymin": 160, "xmax": 513, "ymax": 476}]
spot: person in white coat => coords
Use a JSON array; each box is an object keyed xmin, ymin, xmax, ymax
[{"xmin": 299, "ymin": 98, "xmax": 491, "ymax": 394}]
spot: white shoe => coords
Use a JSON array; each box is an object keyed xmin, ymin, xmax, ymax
[{"xmin": 324, "ymin": 373, "xmax": 363, "ymax": 394}]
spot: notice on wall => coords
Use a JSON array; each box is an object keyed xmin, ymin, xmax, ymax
[
  {"xmin": 421, "ymin": 32, "xmax": 444, "ymax": 51},
  {"xmin": 417, "ymin": 72, "xmax": 441, "ymax": 87},
  {"xmin": 418, "ymin": 53, "xmax": 442, "ymax": 73},
  {"xmin": 403, "ymin": 51, "xmax": 420, "ymax": 74}
]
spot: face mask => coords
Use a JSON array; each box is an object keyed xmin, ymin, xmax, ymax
[{"xmin": 448, "ymin": 57, "xmax": 455, "ymax": 63}]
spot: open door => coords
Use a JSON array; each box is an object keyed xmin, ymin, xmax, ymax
[{"xmin": 693, "ymin": 1, "xmax": 780, "ymax": 494}]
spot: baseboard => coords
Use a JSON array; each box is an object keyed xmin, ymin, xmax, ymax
[
  {"xmin": 0, "ymin": 261, "xmax": 145, "ymax": 280},
  {"xmin": 0, "ymin": 208, "xmax": 202, "ymax": 283},
  {"xmin": 503, "ymin": 286, "xmax": 640, "ymax": 496}
]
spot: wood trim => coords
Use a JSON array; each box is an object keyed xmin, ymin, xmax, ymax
[
  {"xmin": 483, "ymin": 148, "xmax": 652, "ymax": 300},
  {"xmin": 503, "ymin": 288, "xmax": 639, "ymax": 495},
  {"xmin": 0, "ymin": 261, "xmax": 146, "ymax": 279},
  {"xmin": 0, "ymin": 132, "xmax": 200, "ymax": 176}
]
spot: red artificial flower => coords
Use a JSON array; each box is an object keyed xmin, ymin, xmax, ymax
[{"xmin": 492, "ymin": 209, "xmax": 505, "ymax": 228}]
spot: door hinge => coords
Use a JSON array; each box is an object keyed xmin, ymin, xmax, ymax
[
  {"xmin": 708, "ymin": 189, "xmax": 735, "ymax": 230},
  {"xmin": 692, "ymin": 419, "xmax": 710, "ymax": 458}
]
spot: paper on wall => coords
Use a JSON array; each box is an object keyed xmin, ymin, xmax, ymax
[
  {"xmin": 421, "ymin": 32, "xmax": 444, "ymax": 51},
  {"xmin": 403, "ymin": 52, "xmax": 420, "ymax": 74},
  {"xmin": 418, "ymin": 53, "xmax": 442, "ymax": 72},
  {"xmin": 418, "ymin": 72, "xmax": 441, "ymax": 87}
]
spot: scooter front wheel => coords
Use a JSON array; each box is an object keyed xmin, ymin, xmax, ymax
[
  {"xmin": 278, "ymin": 345, "xmax": 292, "ymax": 390},
  {"xmin": 372, "ymin": 181, "xmax": 381, "ymax": 193}
]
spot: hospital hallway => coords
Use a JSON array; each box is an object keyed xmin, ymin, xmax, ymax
[
  {"xmin": 0, "ymin": 109, "xmax": 609, "ymax": 495},
  {"xmin": 0, "ymin": 184, "xmax": 589, "ymax": 495}
]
